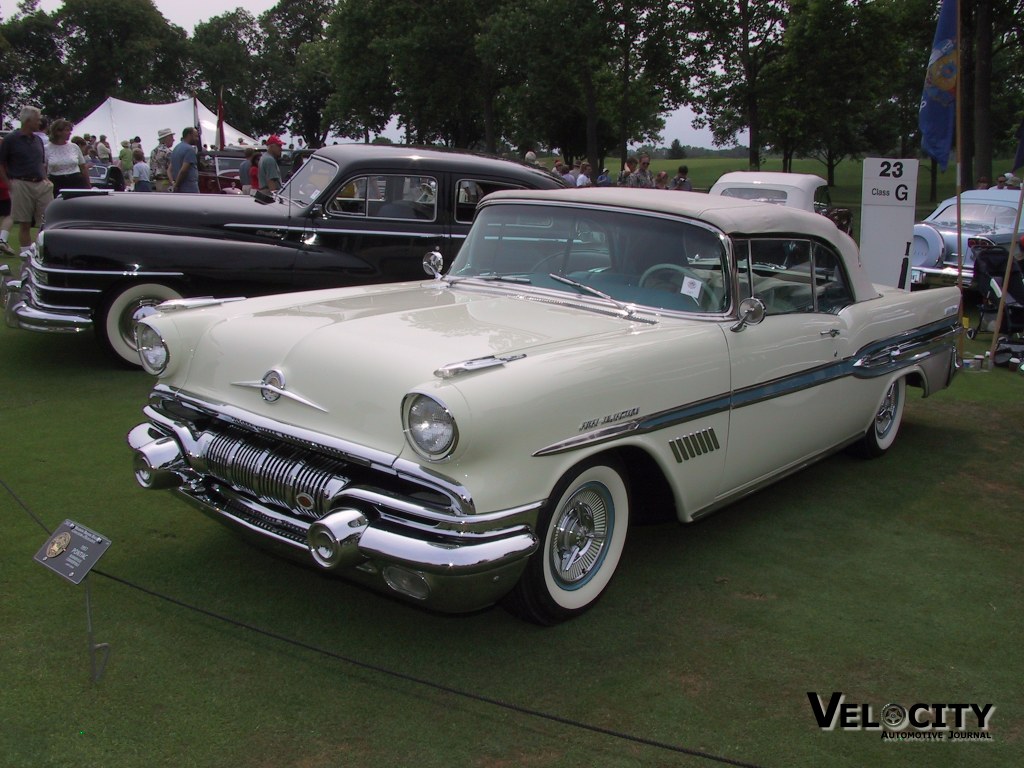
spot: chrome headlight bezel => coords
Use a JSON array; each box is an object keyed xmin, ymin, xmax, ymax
[
  {"xmin": 136, "ymin": 322, "xmax": 169, "ymax": 375},
  {"xmin": 402, "ymin": 393, "xmax": 459, "ymax": 461}
]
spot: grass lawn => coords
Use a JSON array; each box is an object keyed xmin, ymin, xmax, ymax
[{"xmin": 1, "ymin": 304, "xmax": 1021, "ymax": 766}]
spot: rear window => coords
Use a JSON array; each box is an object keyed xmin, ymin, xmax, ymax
[{"xmin": 718, "ymin": 187, "xmax": 788, "ymax": 205}]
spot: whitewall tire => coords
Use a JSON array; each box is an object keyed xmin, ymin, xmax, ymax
[
  {"xmin": 100, "ymin": 283, "xmax": 182, "ymax": 366},
  {"xmin": 505, "ymin": 457, "xmax": 630, "ymax": 625},
  {"xmin": 859, "ymin": 377, "xmax": 906, "ymax": 458}
]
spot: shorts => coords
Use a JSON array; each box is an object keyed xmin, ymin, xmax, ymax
[{"xmin": 10, "ymin": 179, "xmax": 53, "ymax": 225}]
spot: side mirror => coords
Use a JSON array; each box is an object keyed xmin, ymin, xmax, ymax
[
  {"xmin": 730, "ymin": 297, "xmax": 766, "ymax": 332},
  {"xmin": 422, "ymin": 251, "xmax": 444, "ymax": 279}
]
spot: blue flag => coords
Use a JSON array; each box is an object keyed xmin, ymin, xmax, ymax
[{"xmin": 919, "ymin": 0, "xmax": 957, "ymax": 171}]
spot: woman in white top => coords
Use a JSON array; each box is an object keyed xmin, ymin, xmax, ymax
[{"xmin": 46, "ymin": 119, "xmax": 89, "ymax": 196}]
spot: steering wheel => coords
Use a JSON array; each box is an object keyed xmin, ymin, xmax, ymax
[{"xmin": 639, "ymin": 263, "xmax": 719, "ymax": 311}]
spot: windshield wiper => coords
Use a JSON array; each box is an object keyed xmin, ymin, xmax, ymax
[
  {"xmin": 446, "ymin": 273, "xmax": 532, "ymax": 285},
  {"xmin": 548, "ymin": 273, "xmax": 637, "ymax": 317}
]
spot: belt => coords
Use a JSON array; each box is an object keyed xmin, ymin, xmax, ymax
[{"xmin": 11, "ymin": 176, "xmax": 44, "ymax": 182}]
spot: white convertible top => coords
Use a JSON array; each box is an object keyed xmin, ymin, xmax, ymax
[{"xmin": 484, "ymin": 187, "xmax": 879, "ymax": 301}]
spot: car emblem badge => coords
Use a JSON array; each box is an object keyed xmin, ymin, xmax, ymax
[{"xmin": 261, "ymin": 369, "xmax": 284, "ymax": 402}]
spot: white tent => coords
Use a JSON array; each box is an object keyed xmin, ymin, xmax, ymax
[{"xmin": 74, "ymin": 97, "xmax": 258, "ymax": 153}]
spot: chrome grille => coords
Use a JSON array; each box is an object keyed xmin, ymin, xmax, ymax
[{"xmin": 203, "ymin": 427, "xmax": 350, "ymax": 519}]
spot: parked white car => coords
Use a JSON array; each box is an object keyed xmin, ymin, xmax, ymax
[
  {"xmin": 128, "ymin": 188, "xmax": 961, "ymax": 624},
  {"xmin": 710, "ymin": 171, "xmax": 853, "ymax": 234}
]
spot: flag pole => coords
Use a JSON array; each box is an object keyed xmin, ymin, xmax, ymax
[
  {"xmin": 954, "ymin": 0, "xmax": 964, "ymax": 357},
  {"xmin": 985, "ymin": 159, "xmax": 1024, "ymax": 364}
]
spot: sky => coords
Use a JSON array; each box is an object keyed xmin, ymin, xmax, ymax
[{"xmin": 1, "ymin": 0, "xmax": 739, "ymax": 149}]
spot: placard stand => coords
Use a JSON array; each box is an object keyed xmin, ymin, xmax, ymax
[
  {"xmin": 84, "ymin": 576, "xmax": 111, "ymax": 682},
  {"xmin": 34, "ymin": 520, "xmax": 113, "ymax": 682}
]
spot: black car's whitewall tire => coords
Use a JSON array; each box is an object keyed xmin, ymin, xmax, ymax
[
  {"xmin": 100, "ymin": 283, "xmax": 182, "ymax": 366},
  {"xmin": 505, "ymin": 457, "xmax": 630, "ymax": 625}
]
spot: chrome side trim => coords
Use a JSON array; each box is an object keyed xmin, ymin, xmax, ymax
[
  {"xmin": 158, "ymin": 297, "xmax": 247, "ymax": 312},
  {"xmin": 534, "ymin": 392, "xmax": 729, "ymax": 457},
  {"xmin": 534, "ymin": 317, "xmax": 961, "ymax": 457},
  {"xmin": 225, "ymin": 223, "xmax": 443, "ymax": 239},
  {"xmin": 29, "ymin": 262, "xmax": 186, "ymax": 280},
  {"xmin": 26, "ymin": 283, "xmax": 102, "ymax": 295}
]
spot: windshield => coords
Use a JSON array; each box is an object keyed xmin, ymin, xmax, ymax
[
  {"xmin": 279, "ymin": 155, "xmax": 337, "ymax": 207},
  {"xmin": 449, "ymin": 203, "xmax": 731, "ymax": 313},
  {"xmin": 932, "ymin": 202, "xmax": 1017, "ymax": 230}
]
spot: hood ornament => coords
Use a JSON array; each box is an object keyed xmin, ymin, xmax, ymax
[{"xmin": 232, "ymin": 369, "xmax": 328, "ymax": 412}]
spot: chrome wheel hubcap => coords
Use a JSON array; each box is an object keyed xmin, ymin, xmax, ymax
[
  {"xmin": 550, "ymin": 482, "xmax": 611, "ymax": 587},
  {"xmin": 875, "ymin": 382, "xmax": 899, "ymax": 437}
]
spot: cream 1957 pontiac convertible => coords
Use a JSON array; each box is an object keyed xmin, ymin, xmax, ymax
[{"xmin": 128, "ymin": 188, "xmax": 961, "ymax": 624}]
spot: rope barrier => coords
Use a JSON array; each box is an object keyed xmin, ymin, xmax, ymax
[{"xmin": 4, "ymin": 475, "xmax": 767, "ymax": 768}]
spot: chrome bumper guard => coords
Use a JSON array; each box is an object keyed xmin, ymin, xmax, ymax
[
  {"xmin": 127, "ymin": 411, "xmax": 540, "ymax": 613},
  {"xmin": 910, "ymin": 264, "xmax": 975, "ymax": 289},
  {"xmin": 1, "ymin": 262, "xmax": 93, "ymax": 333}
]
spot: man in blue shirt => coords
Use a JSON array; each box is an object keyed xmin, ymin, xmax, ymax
[
  {"xmin": 169, "ymin": 127, "xmax": 200, "ymax": 193},
  {"xmin": 0, "ymin": 105, "xmax": 53, "ymax": 255}
]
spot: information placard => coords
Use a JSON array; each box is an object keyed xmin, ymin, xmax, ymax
[
  {"xmin": 858, "ymin": 158, "xmax": 920, "ymax": 289},
  {"xmin": 35, "ymin": 520, "xmax": 111, "ymax": 585}
]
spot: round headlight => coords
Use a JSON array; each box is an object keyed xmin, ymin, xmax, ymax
[
  {"xmin": 136, "ymin": 323, "xmax": 169, "ymax": 375},
  {"xmin": 403, "ymin": 394, "xmax": 458, "ymax": 460}
]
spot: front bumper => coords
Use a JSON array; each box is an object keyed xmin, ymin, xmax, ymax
[
  {"xmin": 1, "ymin": 260, "xmax": 93, "ymax": 333},
  {"xmin": 127, "ymin": 393, "xmax": 541, "ymax": 613}
]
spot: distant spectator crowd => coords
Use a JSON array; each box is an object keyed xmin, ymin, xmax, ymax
[{"xmin": 526, "ymin": 150, "xmax": 694, "ymax": 191}]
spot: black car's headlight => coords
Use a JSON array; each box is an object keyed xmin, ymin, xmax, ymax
[
  {"xmin": 136, "ymin": 323, "xmax": 169, "ymax": 375},
  {"xmin": 402, "ymin": 394, "xmax": 458, "ymax": 460}
]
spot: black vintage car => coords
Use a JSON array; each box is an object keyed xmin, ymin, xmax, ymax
[{"xmin": 2, "ymin": 144, "xmax": 566, "ymax": 365}]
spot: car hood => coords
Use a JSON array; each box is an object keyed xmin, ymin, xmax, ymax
[
  {"xmin": 43, "ymin": 189, "xmax": 302, "ymax": 231},
  {"xmin": 156, "ymin": 282, "xmax": 658, "ymax": 456}
]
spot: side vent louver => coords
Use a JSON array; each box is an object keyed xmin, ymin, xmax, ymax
[{"xmin": 669, "ymin": 428, "xmax": 720, "ymax": 463}]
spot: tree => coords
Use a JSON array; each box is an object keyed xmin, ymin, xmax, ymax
[
  {"xmin": 54, "ymin": 0, "xmax": 188, "ymax": 121},
  {"xmin": 684, "ymin": 0, "xmax": 789, "ymax": 169},
  {"xmin": 668, "ymin": 138, "xmax": 686, "ymax": 159},
  {"xmin": 761, "ymin": 0, "xmax": 897, "ymax": 185},
  {"xmin": 322, "ymin": 0, "xmax": 395, "ymax": 143},
  {"xmin": 255, "ymin": 0, "xmax": 334, "ymax": 143},
  {"xmin": 384, "ymin": 0, "xmax": 498, "ymax": 148},
  {"xmin": 0, "ymin": 1, "xmax": 69, "ymax": 124},
  {"xmin": 191, "ymin": 10, "xmax": 263, "ymax": 138}
]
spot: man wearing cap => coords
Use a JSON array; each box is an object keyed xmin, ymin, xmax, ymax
[
  {"xmin": 258, "ymin": 135, "xmax": 284, "ymax": 194},
  {"xmin": 169, "ymin": 127, "xmax": 200, "ymax": 193},
  {"xmin": 150, "ymin": 128, "xmax": 175, "ymax": 192}
]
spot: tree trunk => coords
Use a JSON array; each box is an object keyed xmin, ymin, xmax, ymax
[
  {"xmin": 583, "ymin": 66, "xmax": 600, "ymax": 182},
  {"xmin": 973, "ymin": 0, "xmax": 993, "ymax": 186}
]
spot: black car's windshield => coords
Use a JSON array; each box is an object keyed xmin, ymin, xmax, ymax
[
  {"xmin": 279, "ymin": 155, "xmax": 337, "ymax": 207},
  {"xmin": 449, "ymin": 203, "xmax": 731, "ymax": 314}
]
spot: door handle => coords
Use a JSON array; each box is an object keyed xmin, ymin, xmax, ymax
[{"xmin": 820, "ymin": 328, "xmax": 840, "ymax": 337}]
